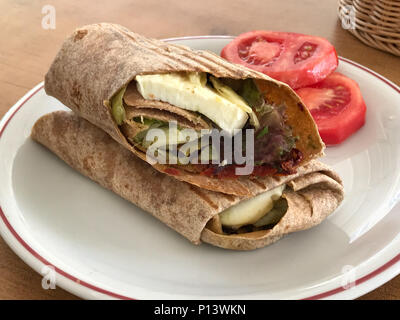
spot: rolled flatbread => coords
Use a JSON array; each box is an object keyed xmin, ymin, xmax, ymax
[
  {"xmin": 44, "ymin": 23, "xmax": 324, "ymax": 197},
  {"xmin": 31, "ymin": 111, "xmax": 343, "ymax": 250}
]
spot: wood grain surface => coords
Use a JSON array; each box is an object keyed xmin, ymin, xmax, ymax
[{"xmin": 0, "ymin": 0, "xmax": 399, "ymax": 300}]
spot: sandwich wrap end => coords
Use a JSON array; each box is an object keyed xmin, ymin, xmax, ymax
[
  {"xmin": 31, "ymin": 111, "xmax": 343, "ymax": 250},
  {"xmin": 44, "ymin": 23, "xmax": 324, "ymax": 196}
]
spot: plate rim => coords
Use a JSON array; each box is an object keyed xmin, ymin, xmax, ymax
[{"xmin": 1, "ymin": 35, "xmax": 400, "ymax": 300}]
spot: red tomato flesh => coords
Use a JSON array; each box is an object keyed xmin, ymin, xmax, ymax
[
  {"xmin": 295, "ymin": 72, "xmax": 367, "ymax": 145},
  {"xmin": 221, "ymin": 31, "xmax": 338, "ymax": 89}
]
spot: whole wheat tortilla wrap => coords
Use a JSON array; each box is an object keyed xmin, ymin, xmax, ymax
[
  {"xmin": 44, "ymin": 23, "xmax": 324, "ymax": 197},
  {"xmin": 31, "ymin": 111, "xmax": 343, "ymax": 250}
]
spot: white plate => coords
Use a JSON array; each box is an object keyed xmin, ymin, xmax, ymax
[{"xmin": 1, "ymin": 36, "xmax": 400, "ymax": 300}]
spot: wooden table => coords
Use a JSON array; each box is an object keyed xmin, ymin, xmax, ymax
[{"xmin": 0, "ymin": 0, "xmax": 399, "ymax": 300}]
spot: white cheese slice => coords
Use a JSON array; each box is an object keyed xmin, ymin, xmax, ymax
[
  {"xmin": 135, "ymin": 73, "xmax": 249, "ymax": 134},
  {"xmin": 219, "ymin": 184, "xmax": 285, "ymax": 228}
]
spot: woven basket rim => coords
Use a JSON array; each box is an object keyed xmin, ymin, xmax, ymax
[{"xmin": 338, "ymin": 0, "xmax": 400, "ymax": 56}]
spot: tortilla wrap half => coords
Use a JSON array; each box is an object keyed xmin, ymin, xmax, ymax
[
  {"xmin": 31, "ymin": 111, "xmax": 343, "ymax": 250},
  {"xmin": 44, "ymin": 23, "xmax": 324, "ymax": 197}
]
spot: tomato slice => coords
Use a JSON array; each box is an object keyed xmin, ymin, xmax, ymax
[
  {"xmin": 221, "ymin": 31, "xmax": 338, "ymax": 89},
  {"xmin": 295, "ymin": 72, "xmax": 366, "ymax": 145}
]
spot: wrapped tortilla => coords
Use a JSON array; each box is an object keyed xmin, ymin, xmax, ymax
[
  {"xmin": 44, "ymin": 23, "xmax": 324, "ymax": 197},
  {"xmin": 31, "ymin": 111, "xmax": 343, "ymax": 250}
]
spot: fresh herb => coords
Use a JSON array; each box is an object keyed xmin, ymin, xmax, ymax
[
  {"xmin": 256, "ymin": 126, "xmax": 269, "ymax": 139},
  {"xmin": 111, "ymin": 86, "xmax": 127, "ymax": 125},
  {"xmin": 239, "ymin": 79, "xmax": 262, "ymax": 107}
]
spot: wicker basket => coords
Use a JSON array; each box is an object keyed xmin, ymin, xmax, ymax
[{"xmin": 338, "ymin": 0, "xmax": 400, "ymax": 56}]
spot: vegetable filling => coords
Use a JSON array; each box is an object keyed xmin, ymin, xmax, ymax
[{"xmin": 111, "ymin": 72, "xmax": 301, "ymax": 177}]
